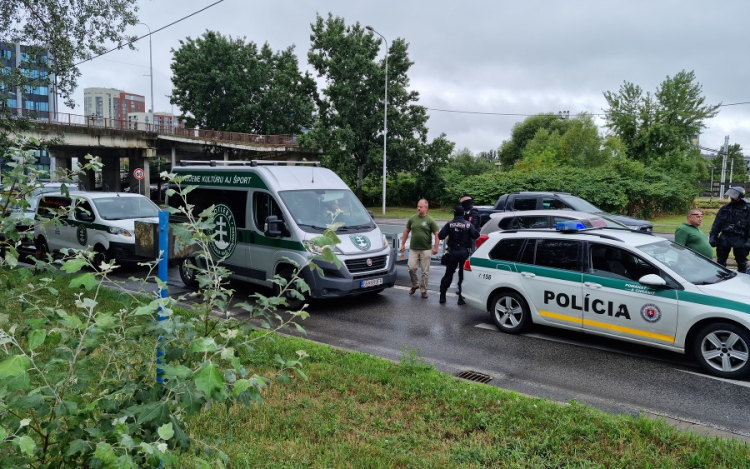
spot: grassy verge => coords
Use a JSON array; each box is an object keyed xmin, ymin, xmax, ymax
[
  {"xmin": 367, "ymin": 206, "xmax": 454, "ymax": 219},
  {"xmin": 4, "ymin": 268, "xmax": 749, "ymax": 468}
]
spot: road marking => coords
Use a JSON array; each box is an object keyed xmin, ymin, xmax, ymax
[{"xmin": 675, "ymin": 369, "xmax": 750, "ymax": 387}]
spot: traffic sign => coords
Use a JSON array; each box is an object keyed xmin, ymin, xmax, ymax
[{"xmin": 133, "ymin": 168, "xmax": 145, "ymax": 180}]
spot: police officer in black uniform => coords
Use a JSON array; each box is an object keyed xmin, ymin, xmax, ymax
[
  {"xmin": 438, "ymin": 205, "xmax": 480, "ymax": 305},
  {"xmin": 460, "ymin": 193, "xmax": 481, "ymax": 231},
  {"xmin": 709, "ymin": 186, "xmax": 750, "ymax": 273}
]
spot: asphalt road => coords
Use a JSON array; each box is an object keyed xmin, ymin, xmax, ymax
[{"xmin": 98, "ymin": 221, "xmax": 748, "ymax": 441}]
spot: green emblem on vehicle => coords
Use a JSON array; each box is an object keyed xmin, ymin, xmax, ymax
[
  {"xmin": 77, "ymin": 225, "xmax": 87, "ymax": 246},
  {"xmin": 208, "ymin": 204, "xmax": 237, "ymax": 258},
  {"xmin": 350, "ymin": 234, "xmax": 371, "ymax": 251}
]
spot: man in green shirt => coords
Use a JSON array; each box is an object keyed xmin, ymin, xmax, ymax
[
  {"xmin": 675, "ymin": 209, "xmax": 714, "ymax": 259},
  {"xmin": 400, "ymin": 199, "xmax": 439, "ymax": 298}
]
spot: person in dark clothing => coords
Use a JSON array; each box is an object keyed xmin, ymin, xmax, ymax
[
  {"xmin": 709, "ymin": 186, "xmax": 750, "ymax": 273},
  {"xmin": 460, "ymin": 193, "xmax": 481, "ymax": 231},
  {"xmin": 438, "ymin": 205, "xmax": 480, "ymax": 305}
]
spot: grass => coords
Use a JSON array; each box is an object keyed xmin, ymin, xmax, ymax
[{"xmin": 4, "ymin": 267, "xmax": 750, "ymax": 468}]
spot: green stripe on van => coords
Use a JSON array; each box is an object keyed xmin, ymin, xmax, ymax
[
  {"xmin": 171, "ymin": 170, "xmax": 269, "ymax": 190},
  {"xmin": 237, "ymin": 229, "xmax": 306, "ymax": 251}
]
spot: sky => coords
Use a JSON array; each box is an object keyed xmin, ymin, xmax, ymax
[{"xmin": 62, "ymin": 0, "xmax": 750, "ymax": 156}]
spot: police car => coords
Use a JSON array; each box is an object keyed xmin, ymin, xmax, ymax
[{"xmin": 462, "ymin": 221, "xmax": 750, "ymax": 380}]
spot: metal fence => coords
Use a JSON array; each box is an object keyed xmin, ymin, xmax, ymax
[{"xmin": 6, "ymin": 108, "xmax": 299, "ymax": 147}]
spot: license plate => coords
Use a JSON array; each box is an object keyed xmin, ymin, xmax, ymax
[{"xmin": 361, "ymin": 278, "xmax": 383, "ymax": 288}]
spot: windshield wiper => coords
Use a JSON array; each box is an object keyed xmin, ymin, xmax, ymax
[{"xmin": 297, "ymin": 223, "xmax": 326, "ymax": 231}]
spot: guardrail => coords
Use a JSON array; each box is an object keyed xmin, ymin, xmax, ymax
[{"xmin": 7, "ymin": 108, "xmax": 299, "ymax": 147}]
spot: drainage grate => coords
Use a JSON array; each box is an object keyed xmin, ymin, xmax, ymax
[{"xmin": 456, "ymin": 370, "xmax": 493, "ymax": 384}]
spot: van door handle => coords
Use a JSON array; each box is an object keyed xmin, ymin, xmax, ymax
[
  {"xmin": 521, "ymin": 272, "xmax": 536, "ymax": 278},
  {"xmin": 584, "ymin": 282, "xmax": 602, "ymax": 289}
]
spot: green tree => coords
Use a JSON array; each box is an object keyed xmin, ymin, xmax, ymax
[
  {"xmin": 709, "ymin": 143, "xmax": 747, "ymax": 183},
  {"xmin": 603, "ymin": 70, "xmax": 719, "ymax": 181},
  {"xmin": 497, "ymin": 114, "xmax": 572, "ymax": 169},
  {"xmin": 170, "ymin": 31, "xmax": 316, "ymax": 134},
  {"xmin": 0, "ymin": 0, "xmax": 138, "ymax": 109},
  {"xmin": 305, "ymin": 13, "xmax": 438, "ymax": 197}
]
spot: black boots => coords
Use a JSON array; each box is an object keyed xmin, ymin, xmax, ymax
[
  {"xmin": 439, "ymin": 292, "xmax": 446, "ymax": 304},
  {"xmin": 457, "ymin": 296, "xmax": 466, "ymax": 306}
]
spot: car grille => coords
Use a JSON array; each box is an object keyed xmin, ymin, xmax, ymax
[{"xmin": 345, "ymin": 255, "xmax": 388, "ymax": 273}]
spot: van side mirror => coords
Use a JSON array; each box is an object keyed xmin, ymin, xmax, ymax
[
  {"xmin": 367, "ymin": 210, "xmax": 374, "ymax": 218},
  {"xmin": 77, "ymin": 211, "xmax": 95, "ymax": 223},
  {"xmin": 264, "ymin": 215, "xmax": 283, "ymax": 237}
]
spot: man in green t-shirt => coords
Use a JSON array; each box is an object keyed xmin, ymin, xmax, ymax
[
  {"xmin": 675, "ymin": 209, "xmax": 714, "ymax": 259},
  {"xmin": 400, "ymin": 199, "xmax": 439, "ymax": 298}
]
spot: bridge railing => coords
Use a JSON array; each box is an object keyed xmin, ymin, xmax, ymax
[{"xmin": 7, "ymin": 108, "xmax": 299, "ymax": 147}]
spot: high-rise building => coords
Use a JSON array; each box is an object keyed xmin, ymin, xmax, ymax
[
  {"xmin": 83, "ymin": 87, "xmax": 146, "ymax": 120},
  {"xmin": 1, "ymin": 42, "xmax": 58, "ymax": 119},
  {"xmin": 1, "ymin": 42, "xmax": 58, "ymax": 175}
]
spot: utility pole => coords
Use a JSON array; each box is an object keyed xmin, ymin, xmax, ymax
[{"xmin": 719, "ymin": 135, "xmax": 730, "ymax": 200}]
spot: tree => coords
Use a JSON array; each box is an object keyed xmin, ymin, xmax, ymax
[
  {"xmin": 603, "ymin": 70, "xmax": 719, "ymax": 181},
  {"xmin": 170, "ymin": 31, "xmax": 316, "ymax": 134},
  {"xmin": 497, "ymin": 114, "xmax": 572, "ymax": 169},
  {"xmin": 305, "ymin": 13, "xmax": 437, "ymax": 197},
  {"xmin": 709, "ymin": 143, "xmax": 747, "ymax": 183},
  {"xmin": 0, "ymin": 0, "xmax": 138, "ymax": 109}
]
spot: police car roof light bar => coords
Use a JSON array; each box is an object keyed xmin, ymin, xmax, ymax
[{"xmin": 178, "ymin": 160, "xmax": 320, "ymax": 167}]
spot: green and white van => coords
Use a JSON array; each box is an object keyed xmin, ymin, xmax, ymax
[{"xmin": 167, "ymin": 161, "xmax": 397, "ymax": 304}]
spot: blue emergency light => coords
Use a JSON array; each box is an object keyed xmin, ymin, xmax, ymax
[{"xmin": 556, "ymin": 220, "xmax": 586, "ymax": 232}]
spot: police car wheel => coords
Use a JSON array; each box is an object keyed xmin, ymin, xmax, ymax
[
  {"xmin": 490, "ymin": 290, "xmax": 530, "ymax": 334},
  {"xmin": 179, "ymin": 258, "xmax": 198, "ymax": 287},
  {"xmin": 93, "ymin": 246, "xmax": 110, "ymax": 270},
  {"xmin": 36, "ymin": 237, "xmax": 50, "ymax": 260},
  {"xmin": 693, "ymin": 323, "xmax": 750, "ymax": 379}
]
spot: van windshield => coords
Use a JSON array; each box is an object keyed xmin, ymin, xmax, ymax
[
  {"xmin": 92, "ymin": 196, "xmax": 160, "ymax": 220},
  {"xmin": 280, "ymin": 190, "xmax": 375, "ymax": 233}
]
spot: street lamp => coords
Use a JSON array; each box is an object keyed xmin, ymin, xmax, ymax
[
  {"xmin": 366, "ymin": 25, "xmax": 388, "ymax": 216},
  {"xmin": 138, "ymin": 22, "xmax": 154, "ymax": 123}
]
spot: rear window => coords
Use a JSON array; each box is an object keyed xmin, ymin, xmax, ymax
[
  {"xmin": 517, "ymin": 238, "xmax": 581, "ymax": 271},
  {"xmin": 488, "ymin": 238, "xmax": 526, "ymax": 262}
]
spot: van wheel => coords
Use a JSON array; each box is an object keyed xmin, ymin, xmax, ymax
[
  {"xmin": 273, "ymin": 267, "xmax": 306, "ymax": 310},
  {"xmin": 693, "ymin": 323, "xmax": 750, "ymax": 379},
  {"xmin": 179, "ymin": 257, "xmax": 198, "ymax": 287},
  {"xmin": 93, "ymin": 245, "xmax": 111, "ymax": 270},
  {"xmin": 490, "ymin": 290, "xmax": 531, "ymax": 334}
]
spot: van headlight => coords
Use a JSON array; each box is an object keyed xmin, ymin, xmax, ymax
[
  {"xmin": 108, "ymin": 226, "xmax": 132, "ymax": 237},
  {"xmin": 382, "ymin": 234, "xmax": 389, "ymax": 248}
]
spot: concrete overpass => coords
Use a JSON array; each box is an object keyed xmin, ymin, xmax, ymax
[{"xmin": 21, "ymin": 111, "xmax": 321, "ymax": 196}]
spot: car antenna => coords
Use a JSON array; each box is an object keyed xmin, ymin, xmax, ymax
[{"xmin": 103, "ymin": 182, "xmax": 110, "ymax": 192}]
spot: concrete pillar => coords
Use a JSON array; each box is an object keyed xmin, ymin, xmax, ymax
[
  {"xmin": 101, "ymin": 154, "xmax": 121, "ymax": 192},
  {"xmin": 223, "ymin": 148, "xmax": 229, "ymax": 162},
  {"xmin": 171, "ymin": 145, "xmax": 176, "ymax": 169},
  {"xmin": 128, "ymin": 148, "xmax": 153, "ymax": 197}
]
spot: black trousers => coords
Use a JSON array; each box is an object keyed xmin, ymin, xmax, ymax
[
  {"xmin": 440, "ymin": 247, "xmax": 470, "ymax": 296},
  {"xmin": 716, "ymin": 246, "xmax": 748, "ymax": 273}
]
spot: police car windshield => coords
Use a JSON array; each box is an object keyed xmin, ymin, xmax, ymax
[
  {"xmin": 280, "ymin": 190, "xmax": 375, "ymax": 233},
  {"xmin": 92, "ymin": 196, "xmax": 160, "ymax": 220},
  {"xmin": 638, "ymin": 240, "xmax": 733, "ymax": 285}
]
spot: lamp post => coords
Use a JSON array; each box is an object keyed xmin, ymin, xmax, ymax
[
  {"xmin": 138, "ymin": 22, "xmax": 154, "ymax": 123},
  {"xmin": 366, "ymin": 25, "xmax": 388, "ymax": 216}
]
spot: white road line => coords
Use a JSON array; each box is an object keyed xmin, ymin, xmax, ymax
[{"xmin": 676, "ymin": 369, "xmax": 750, "ymax": 387}]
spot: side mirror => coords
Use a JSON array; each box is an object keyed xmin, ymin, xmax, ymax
[
  {"xmin": 639, "ymin": 274, "xmax": 667, "ymax": 287},
  {"xmin": 264, "ymin": 215, "xmax": 283, "ymax": 238},
  {"xmin": 77, "ymin": 211, "xmax": 95, "ymax": 223}
]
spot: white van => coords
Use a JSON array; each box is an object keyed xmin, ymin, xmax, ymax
[
  {"xmin": 34, "ymin": 192, "xmax": 161, "ymax": 265},
  {"xmin": 167, "ymin": 161, "xmax": 397, "ymax": 304}
]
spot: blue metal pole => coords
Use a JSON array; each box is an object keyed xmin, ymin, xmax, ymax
[{"xmin": 156, "ymin": 210, "xmax": 169, "ymax": 384}]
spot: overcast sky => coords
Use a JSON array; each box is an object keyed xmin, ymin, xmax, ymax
[{"xmin": 63, "ymin": 0, "xmax": 750, "ymax": 156}]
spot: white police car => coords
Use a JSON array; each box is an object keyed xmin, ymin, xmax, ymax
[{"xmin": 462, "ymin": 221, "xmax": 750, "ymax": 379}]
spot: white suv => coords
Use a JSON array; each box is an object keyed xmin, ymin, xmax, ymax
[
  {"xmin": 34, "ymin": 192, "xmax": 160, "ymax": 266},
  {"xmin": 462, "ymin": 222, "xmax": 750, "ymax": 380}
]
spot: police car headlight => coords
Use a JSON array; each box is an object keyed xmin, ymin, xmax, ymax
[{"xmin": 108, "ymin": 226, "xmax": 132, "ymax": 237}]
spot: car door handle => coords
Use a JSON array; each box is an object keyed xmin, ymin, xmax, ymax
[
  {"xmin": 584, "ymin": 282, "xmax": 602, "ymax": 289},
  {"xmin": 521, "ymin": 272, "xmax": 536, "ymax": 278}
]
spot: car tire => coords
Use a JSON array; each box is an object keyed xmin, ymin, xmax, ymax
[
  {"xmin": 490, "ymin": 290, "xmax": 531, "ymax": 334},
  {"xmin": 36, "ymin": 237, "xmax": 51, "ymax": 261},
  {"xmin": 179, "ymin": 257, "xmax": 198, "ymax": 288},
  {"xmin": 692, "ymin": 322, "xmax": 750, "ymax": 379},
  {"xmin": 93, "ymin": 245, "xmax": 110, "ymax": 270},
  {"xmin": 273, "ymin": 267, "xmax": 307, "ymax": 310}
]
